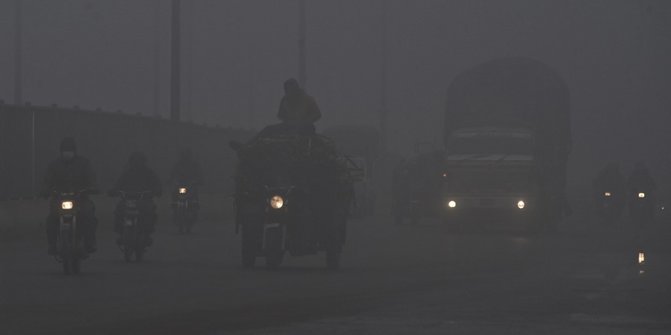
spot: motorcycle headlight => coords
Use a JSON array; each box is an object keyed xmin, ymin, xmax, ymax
[
  {"xmin": 638, "ymin": 192, "xmax": 646, "ymax": 199},
  {"xmin": 604, "ymin": 192, "xmax": 612, "ymax": 197},
  {"xmin": 447, "ymin": 200, "xmax": 457, "ymax": 208},
  {"xmin": 270, "ymin": 195, "xmax": 284, "ymax": 209},
  {"xmin": 517, "ymin": 200, "xmax": 526, "ymax": 209},
  {"xmin": 179, "ymin": 187, "xmax": 187, "ymax": 194},
  {"xmin": 61, "ymin": 201, "xmax": 74, "ymax": 210}
]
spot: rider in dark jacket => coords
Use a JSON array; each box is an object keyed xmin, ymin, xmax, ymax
[
  {"xmin": 170, "ymin": 148, "xmax": 202, "ymax": 208},
  {"xmin": 110, "ymin": 152, "xmax": 162, "ymax": 243},
  {"xmin": 43, "ymin": 137, "xmax": 98, "ymax": 255},
  {"xmin": 170, "ymin": 148, "xmax": 202, "ymax": 187}
]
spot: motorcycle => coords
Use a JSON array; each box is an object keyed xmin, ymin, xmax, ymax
[
  {"xmin": 112, "ymin": 190, "xmax": 154, "ymax": 262},
  {"xmin": 237, "ymin": 184, "xmax": 348, "ymax": 270},
  {"xmin": 628, "ymin": 189, "xmax": 654, "ymax": 226},
  {"xmin": 52, "ymin": 189, "xmax": 95, "ymax": 275},
  {"xmin": 173, "ymin": 183, "xmax": 198, "ymax": 234}
]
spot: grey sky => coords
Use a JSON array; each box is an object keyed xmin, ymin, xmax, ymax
[{"xmin": 0, "ymin": 0, "xmax": 669, "ymax": 188}]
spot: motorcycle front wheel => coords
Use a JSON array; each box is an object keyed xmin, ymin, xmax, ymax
[{"xmin": 122, "ymin": 224, "xmax": 139, "ymax": 262}]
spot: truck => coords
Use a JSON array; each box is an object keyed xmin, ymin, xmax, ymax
[{"xmin": 442, "ymin": 57, "xmax": 571, "ymax": 230}]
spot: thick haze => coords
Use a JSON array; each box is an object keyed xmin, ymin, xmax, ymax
[{"xmin": 0, "ymin": 0, "xmax": 670, "ymax": 192}]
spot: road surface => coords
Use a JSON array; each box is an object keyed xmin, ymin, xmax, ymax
[{"xmin": 1, "ymin": 198, "xmax": 669, "ymax": 334}]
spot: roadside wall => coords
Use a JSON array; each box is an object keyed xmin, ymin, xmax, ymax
[{"xmin": 0, "ymin": 103, "xmax": 253, "ymax": 199}]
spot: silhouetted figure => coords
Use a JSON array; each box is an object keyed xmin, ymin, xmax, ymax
[
  {"xmin": 277, "ymin": 78, "xmax": 321, "ymax": 127},
  {"xmin": 43, "ymin": 137, "xmax": 98, "ymax": 255},
  {"xmin": 170, "ymin": 148, "xmax": 202, "ymax": 208},
  {"xmin": 110, "ymin": 152, "xmax": 162, "ymax": 244},
  {"xmin": 170, "ymin": 148, "xmax": 202, "ymax": 186}
]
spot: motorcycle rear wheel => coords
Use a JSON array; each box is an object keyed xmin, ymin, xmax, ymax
[
  {"xmin": 135, "ymin": 247, "xmax": 144, "ymax": 262},
  {"xmin": 62, "ymin": 257, "xmax": 72, "ymax": 275},
  {"xmin": 123, "ymin": 247, "xmax": 134, "ymax": 263},
  {"xmin": 71, "ymin": 257, "xmax": 81, "ymax": 274}
]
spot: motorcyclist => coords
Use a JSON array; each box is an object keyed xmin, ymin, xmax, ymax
[
  {"xmin": 43, "ymin": 137, "xmax": 98, "ymax": 255},
  {"xmin": 170, "ymin": 148, "xmax": 202, "ymax": 185},
  {"xmin": 170, "ymin": 148, "xmax": 202, "ymax": 204},
  {"xmin": 593, "ymin": 162, "xmax": 626, "ymax": 212},
  {"xmin": 110, "ymin": 152, "xmax": 162, "ymax": 245},
  {"xmin": 277, "ymin": 78, "xmax": 321, "ymax": 131}
]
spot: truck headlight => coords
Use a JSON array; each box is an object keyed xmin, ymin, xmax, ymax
[
  {"xmin": 447, "ymin": 200, "xmax": 457, "ymax": 208},
  {"xmin": 179, "ymin": 187, "xmax": 187, "ymax": 194},
  {"xmin": 638, "ymin": 192, "xmax": 646, "ymax": 199},
  {"xmin": 517, "ymin": 200, "xmax": 526, "ymax": 209},
  {"xmin": 604, "ymin": 192, "xmax": 612, "ymax": 197},
  {"xmin": 61, "ymin": 201, "xmax": 74, "ymax": 210},
  {"xmin": 270, "ymin": 195, "xmax": 284, "ymax": 209}
]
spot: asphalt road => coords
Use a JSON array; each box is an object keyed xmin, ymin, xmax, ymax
[{"xmin": 1, "ymin": 199, "xmax": 670, "ymax": 335}]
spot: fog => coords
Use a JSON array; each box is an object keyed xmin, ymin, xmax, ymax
[
  {"xmin": 1, "ymin": 2, "xmax": 669, "ymax": 148},
  {"xmin": 1, "ymin": 1, "xmax": 670, "ymax": 334}
]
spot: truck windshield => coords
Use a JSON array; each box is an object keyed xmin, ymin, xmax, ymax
[{"xmin": 447, "ymin": 136, "xmax": 534, "ymax": 155}]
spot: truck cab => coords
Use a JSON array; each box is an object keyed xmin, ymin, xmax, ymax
[{"xmin": 442, "ymin": 127, "xmax": 541, "ymax": 225}]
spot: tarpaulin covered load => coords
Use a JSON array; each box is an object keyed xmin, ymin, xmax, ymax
[{"xmin": 445, "ymin": 57, "xmax": 571, "ymax": 161}]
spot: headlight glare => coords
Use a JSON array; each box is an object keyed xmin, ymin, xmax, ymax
[
  {"xmin": 270, "ymin": 195, "xmax": 284, "ymax": 209},
  {"xmin": 517, "ymin": 200, "xmax": 526, "ymax": 209},
  {"xmin": 61, "ymin": 201, "xmax": 74, "ymax": 210},
  {"xmin": 638, "ymin": 192, "xmax": 646, "ymax": 199},
  {"xmin": 179, "ymin": 187, "xmax": 187, "ymax": 194},
  {"xmin": 447, "ymin": 200, "xmax": 457, "ymax": 208}
]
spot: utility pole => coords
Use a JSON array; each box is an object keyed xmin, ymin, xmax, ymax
[
  {"xmin": 152, "ymin": 0, "xmax": 160, "ymax": 117},
  {"xmin": 170, "ymin": 0, "xmax": 181, "ymax": 122},
  {"xmin": 14, "ymin": 0, "xmax": 23, "ymax": 105},
  {"xmin": 298, "ymin": 0, "xmax": 307, "ymax": 89},
  {"xmin": 379, "ymin": 0, "xmax": 388, "ymax": 151}
]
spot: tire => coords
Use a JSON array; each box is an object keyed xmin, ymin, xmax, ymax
[
  {"xmin": 241, "ymin": 232, "xmax": 256, "ymax": 268},
  {"xmin": 240, "ymin": 221, "xmax": 261, "ymax": 268},
  {"xmin": 263, "ymin": 225, "xmax": 284, "ymax": 269},
  {"xmin": 61, "ymin": 235, "xmax": 73, "ymax": 275},
  {"xmin": 135, "ymin": 247, "xmax": 144, "ymax": 262},
  {"xmin": 174, "ymin": 210, "xmax": 185, "ymax": 234},
  {"xmin": 122, "ymin": 225, "xmax": 138, "ymax": 263},
  {"xmin": 325, "ymin": 221, "xmax": 343, "ymax": 270},
  {"xmin": 62, "ymin": 256, "xmax": 72, "ymax": 275},
  {"xmin": 71, "ymin": 258, "xmax": 81, "ymax": 274},
  {"xmin": 123, "ymin": 246, "xmax": 133, "ymax": 263}
]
